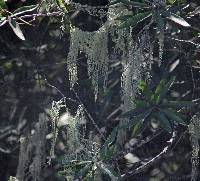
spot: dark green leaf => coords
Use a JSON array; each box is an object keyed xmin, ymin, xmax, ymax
[
  {"xmin": 119, "ymin": 12, "xmax": 152, "ymax": 28},
  {"xmin": 162, "ymin": 109, "xmax": 187, "ymax": 125},
  {"xmin": 129, "ymin": 109, "xmax": 153, "ymax": 136},
  {"xmin": 151, "ymin": 79, "xmax": 165, "ymax": 103},
  {"xmin": 135, "ymin": 100, "xmax": 149, "ymax": 108},
  {"xmin": 155, "ymin": 11, "xmax": 165, "ymax": 33},
  {"xmin": 167, "ymin": 4, "xmax": 186, "ymax": 14},
  {"xmin": 154, "ymin": 77, "xmax": 176, "ymax": 104},
  {"xmin": 99, "ymin": 126, "xmax": 118, "ymax": 159},
  {"xmin": 132, "ymin": 118, "xmax": 143, "ymax": 136},
  {"xmin": 117, "ymin": 14, "xmax": 133, "ymax": 21},
  {"xmin": 161, "ymin": 101, "xmax": 196, "ymax": 109},
  {"xmin": 138, "ymin": 80, "xmax": 153, "ymax": 99},
  {"xmin": 155, "ymin": 112, "xmax": 172, "ymax": 133},
  {"xmin": 121, "ymin": 106, "xmax": 151, "ymax": 118},
  {"xmin": 74, "ymin": 163, "xmax": 93, "ymax": 180},
  {"xmin": 110, "ymin": 0, "xmax": 149, "ymax": 8}
]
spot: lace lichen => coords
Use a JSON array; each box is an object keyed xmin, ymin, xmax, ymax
[
  {"xmin": 66, "ymin": 3, "xmax": 132, "ymax": 100},
  {"xmin": 16, "ymin": 113, "xmax": 48, "ymax": 181},
  {"xmin": 49, "ymin": 101, "xmax": 100, "ymax": 180},
  {"xmin": 49, "ymin": 98, "xmax": 66, "ymax": 159},
  {"xmin": 67, "ymin": 26, "xmax": 109, "ymax": 100},
  {"xmin": 188, "ymin": 113, "xmax": 200, "ymax": 181}
]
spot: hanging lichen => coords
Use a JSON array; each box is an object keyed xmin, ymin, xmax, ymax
[
  {"xmin": 49, "ymin": 101, "xmax": 100, "ymax": 180},
  {"xmin": 49, "ymin": 98, "xmax": 66, "ymax": 159},
  {"xmin": 188, "ymin": 113, "xmax": 200, "ymax": 181},
  {"xmin": 66, "ymin": 2, "xmax": 132, "ymax": 100},
  {"xmin": 65, "ymin": 2, "xmax": 153, "ymax": 146},
  {"xmin": 16, "ymin": 113, "xmax": 48, "ymax": 181},
  {"xmin": 67, "ymin": 26, "xmax": 109, "ymax": 100},
  {"xmin": 122, "ymin": 30, "xmax": 152, "ymax": 109}
]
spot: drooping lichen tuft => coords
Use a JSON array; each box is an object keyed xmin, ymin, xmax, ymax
[{"xmin": 188, "ymin": 113, "xmax": 200, "ymax": 181}]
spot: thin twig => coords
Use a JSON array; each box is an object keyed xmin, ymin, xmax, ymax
[
  {"xmin": 190, "ymin": 64, "xmax": 196, "ymax": 99},
  {"xmin": 122, "ymin": 131, "xmax": 177, "ymax": 178},
  {"xmin": 71, "ymin": 87, "xmax": 106, "ymax": 140},
  {"xmin": 0, "ymin": 11, "xmax": 62, "ymax": 27},
  {"xmin": 112, "ymin": 130, "xmax": 164, "ymax": 162},
  {"xmin": 167, "ymin": 37, "xmax": 200, "ymax": 48}
]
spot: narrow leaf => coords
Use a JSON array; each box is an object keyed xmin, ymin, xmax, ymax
[
  {"xmin": 97, "ymin": 162, "xmax": 120, "ymax": 181},
  {"xmin": 121, "ymin": 106, "xmax": 151, "ymax": 118},
  {"xmin": 74, "ymin": 163, "xmax": 92, "ymax": 180},
  {"xmin": 167, "ymin": 0, "xmax": 176, "ymax": 4},
  {"xmin": 168, "ymin": 13, "xmax": 190, "ymax": 27},
  {"xmin": 56, "ymin": 0, "xmax": 68, "ymax": 12},
  {"xmin": 162, "ymin": 109, "xmax": 187, "ymax": 125},
  {"xmin": 8, "ymin": 16, "xmax": 25, "ymax": 40},
  {"xmin": 119, "ymin": 12, "xmax": 152, "ymax": 28},
  {"xmin": 132, "ymin": 118, "xmax": 143, "ymax": 136},
  {"xmin": 189, "ymin": 6, "xmax": 200, "ymax": 17},
  {"xmin": 161, "ymin": 101, "xmax": 196, "ymax": 109},
  {"xmin": 169, "ymin": 59, "xmax": 180, "ymax": 72},
  {"xmin": 155, "ymin": 77, "xmax": 176, "ymax": 104},
  {"xmin": 156, "ymin": 11, "xmax": 165, "ymax": 33},
  {"xmin": 13, "ymin": 5, "xmax": 37, "ymax": 15},
  {"xmin": 138, "ymin": 79, "xmax": 153, "ymax": 100},
  {"xmin": 155, "ymin": 112, "xmax": 172, "ymax": 133},
  {"xmin": 100, "ymin": 126, "xmax": 118, "ymax": 159},
  {"xmin": 110, "ymin": 0, "xmax": 149, "ymax": 8}
]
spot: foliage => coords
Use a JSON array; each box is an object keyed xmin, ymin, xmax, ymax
[
  {"xmin": 122, "ymin": 77, "xmax": 195, "ymax": 133},
  {"xmin": 0, "ymin": 0, "xmax": 200, "ymax": 181}
]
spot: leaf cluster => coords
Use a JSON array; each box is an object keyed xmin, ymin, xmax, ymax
[{"xmin": 122, "ymin": 77, "xmax": 195, "ymax": 133}]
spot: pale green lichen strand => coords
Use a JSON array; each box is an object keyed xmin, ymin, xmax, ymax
[{"xmin": 188, "ymin": 113, "xmax": 200, "ymax": 181}]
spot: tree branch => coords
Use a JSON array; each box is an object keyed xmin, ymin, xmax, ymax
[{"xmin": 121, "ymin": 131, "xmax": 177, "ymax": 179}]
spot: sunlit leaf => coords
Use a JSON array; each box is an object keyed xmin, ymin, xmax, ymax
[
  {"xmin": 154, "ymin": 77, "xmax": 176, "ymax": 104},
  {"xmin": 8, "ymin": 16, "xmax": 25, "ymax": 40},
  {"xmin": 138, "ymin": 80, "xmax": 152, "ymax": 99},
  {"xmin": 56, "ymin": 0, "xmax": 69, "ymax": 12},
  {"xmin": 168, "ymin": 13, "xmax": 190, "ymax": 27},
  {"xmin": 97, "ymin": 162, "xmax": 121, "ymax": 181},
  {"xmin": 124, "ymin": 153, "xmax": 140, "ymax": 164},
  {"xmin": 189, "ymin": 6, "xmax": 200, "ymax": 17},
  {"xmin": 169, "ymin": 59, "xmax": 180, "ymax": 72},
  {"xmin": 167, "ymin": 0, "xmax": 176, "ymax": 4},
  {"xmin": 0, "ymin": 0, "xmax": 7, "ymax": 9},
  {"xmin": 13, "ymin": 5, "xmax": 38, "ymax": 15}
]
